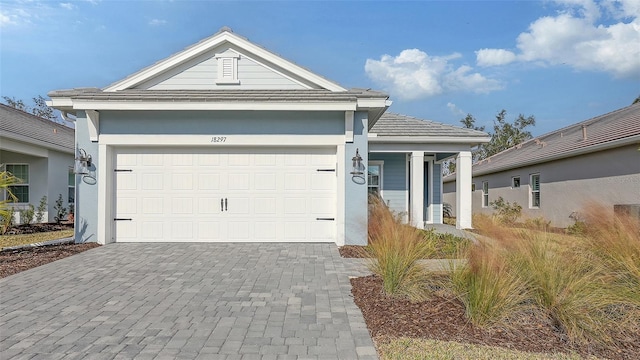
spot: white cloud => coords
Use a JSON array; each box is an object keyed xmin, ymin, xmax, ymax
[
  {"xmin": 365, "ymin": 49, "xmax": 502, "ymax": 100},
  {"xmin": 0, "ymin": 11, "xmax": 15, "ymax": 27},
  {"xmin": 447, "ymin": 102, "xmax": 465, "ymax": 116},
  {"xmin": 149, "ymin": 18, "xmax": 167, "ymax": 26},
  {"xmin": 60, "ymin": 3, "xmax": 75, "ymax": 10},
  {"xmin": 476, "ymin": 0, "xmax": 640, "ymax": 78},
  {"xmin": 476, "ymin": 49, "xmax": 517, "ymax": 67}
]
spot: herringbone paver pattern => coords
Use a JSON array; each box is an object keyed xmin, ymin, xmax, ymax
[{"xmin": 0, "ymin": 243, "xmax": 377, "ymax": 359}]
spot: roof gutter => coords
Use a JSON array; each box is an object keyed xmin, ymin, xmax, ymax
[{"xmin": 368, "ymin": 135, "xmax": 491, "ymax": 146}]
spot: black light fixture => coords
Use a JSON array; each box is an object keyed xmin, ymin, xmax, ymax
[
  {"xmin": 350, "ymin": 148, "xmax": 363, "ymax": 175},
  {"xmin": 74, "ymin": 148, "xmax": 92, "ymax": 175}
]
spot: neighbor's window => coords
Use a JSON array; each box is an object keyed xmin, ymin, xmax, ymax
[
  {"xmin": 68, "ymin": 168, "xmax": 75, "ymax": 204},
  {"xmin": 368, "ymin": 163, "xmax": 383, "ymax": 195},
  {"xmin": 5, "ymin": 164, "xmax": 29, "ymax": 203},
  {"xmin": 530, "ymin": 174, "xmax": 540, "ymax": 208},
  {"xmin": 482, "ymin": 181, "xmax": 489, "ymax": 207},
  {"xmin": 512, "ymin": 176, "xmax": 521, "ymax": 188}
]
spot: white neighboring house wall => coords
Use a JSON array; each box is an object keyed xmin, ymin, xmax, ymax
[{"xmin": 443, "ymin": 144, "xmax": 640, "ymax": 227}]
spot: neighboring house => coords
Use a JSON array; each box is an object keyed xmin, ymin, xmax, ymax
[
  {"xmin": 443, "ymin": 103, "xmax": 640, "ymax": 227},
  {"xmin": 0, "ymin": 104, "xmax": 75, "ymax": 223},
  {"xmin": 48, "ymin": 28, "xmax": 488, "ymax": 245}
]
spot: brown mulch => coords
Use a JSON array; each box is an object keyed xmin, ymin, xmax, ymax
[
  {"xmin": 0, "ymin": 243, "xmax": 101, "ymax": 278},
  {"xmin": 5, "ymin": 222, "xmax": 74, "ymax": 235},
  {"xmin": 351, "ymin": 274, "xmax": 640, "ymax": 360},
  {"xmin": 339, "ymin": 245, "xmax": 368, "ymax": 258}
]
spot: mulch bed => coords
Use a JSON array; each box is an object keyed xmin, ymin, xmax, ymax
[
  {"xmin": 351, "ymin": 274, "xmax": 640, "ymax": 360},
  {"xmin": 5, "ymin": 222, "xmax": 74, "ymax": 235},
  {"xmin": 339, "ymin": 245, "xmax": 368, "ymax": 258},
  {"xmin": 0, "ymin": 243, "xmax": 100, "ymax": 278}
]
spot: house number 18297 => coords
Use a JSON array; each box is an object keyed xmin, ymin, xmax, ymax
[{"xmin": 211, "ymin": 136, "xmax": 227, "ymax": 143}]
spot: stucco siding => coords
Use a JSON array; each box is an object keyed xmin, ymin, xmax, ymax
[
  {"xmin": 344, "ymin": 111, "xmax": 369, "ymax": 245},
  {"xmin": 369, "ymin": 153, "xmax": 407, "ymax": 216},
  {"xmin": 100, "ymin": 111, "xmax": 344, "ymax": 136},
  {"xmin": 444, "ymin": 144, "xmax": 640, "ymax": 227},
  {"xmin": 74, "ymin": 111, "xmax": 99, "ymax": 242}
]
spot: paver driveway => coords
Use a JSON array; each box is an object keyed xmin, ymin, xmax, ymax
[{"xmin": 0, "ymin": 243, "xmax": 377, "ymax": 360}]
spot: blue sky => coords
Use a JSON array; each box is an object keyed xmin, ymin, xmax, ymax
[{"xmin": 1, "ymin": 0, "xmax": 638, "ymax": 135}]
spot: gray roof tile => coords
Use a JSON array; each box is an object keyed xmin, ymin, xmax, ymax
[
  {"xmin": 371, "ymin": 113, "xmax": 489, "ymax": 138},
  {"xmin": 446, "ymin": 103, "xmax": 640, "ymax": 179},
  {"xmin": 47, "ymin": 88, "xmax": 388, "ymax": 102},
  {"xmin": 0, "ymin": 104, "xmax": 74, "ymax": 153}
]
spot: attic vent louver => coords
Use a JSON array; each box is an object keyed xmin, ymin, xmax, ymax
[{"xmin": 215, "ymin": 49, "xmax": 240, "ymax": 85}]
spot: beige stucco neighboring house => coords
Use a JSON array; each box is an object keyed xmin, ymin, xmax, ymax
[
  {"xmin": 443, "ymin": 103, "xmax": 640, "ymax": 228},
  {"xmin": 0, "ymin": 104, "xmax": 75, "ymax": 224}
]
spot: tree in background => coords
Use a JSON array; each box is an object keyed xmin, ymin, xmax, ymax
[
  {"xmin": 2, "ymin": 95, "xmax": 59, "ymax": 123},
  {"xmin": 443, "ymin": 110, "xmax": 535, "ymax": 175}
]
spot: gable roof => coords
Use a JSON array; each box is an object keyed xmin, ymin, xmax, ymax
[
  {"xmin": 104, "ymin": 27, "xmax": 346, "ymax": 92},
  {"xmin": 445, "ymin": 103, "xmax": 640, "ymax": 180},
  {"xmin": 0, "ymin": 104, "xmax": 74, "ymax": 154},
  {"xmin": 370, "ymin": 113, "xmax": 490, "ymax": 144}
]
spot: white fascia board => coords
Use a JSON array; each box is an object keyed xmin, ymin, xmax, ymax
[
  {"xmin": 46, "ymin": 98, "xmax": 74, "ymax": 112},
  {"xmin": 368, "ymin": 136, "xmax": 491, "ymax": 144},
  {"xmin": 71, "ymin": 100, "xmax": 356, "ymax": 111},
  {"xmin": 99, "ymin": 134, "xmax": 345, "ymax": 146},
  {"xmin": 369, "ymin": 142, "xmax": 474, "ymax": 153},
  {"xmin": 356, "ymin": 98, "xmax": 389, "ymax": 109},
  {"xmin": 0, "ymin": 134, "xmax": 73, "ymax": 155},
  {"xmin": 104, "ymin": 32, "xmax": 347, "ymax": 92},
  {"xmin": 472, "ymin": 135, "xmax": 640, "ymax": 177}
]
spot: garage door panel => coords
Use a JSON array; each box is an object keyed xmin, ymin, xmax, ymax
[{"xmin": 115, "ymin": 147, "xmax": 336, "ymax": 243}]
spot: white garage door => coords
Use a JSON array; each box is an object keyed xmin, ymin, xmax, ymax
[{"xmin": 114, "ymin": 147, "xmax": 337, "ymax": 242}]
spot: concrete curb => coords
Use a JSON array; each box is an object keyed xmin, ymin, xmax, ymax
[{"xmin": 1, "ymin": 237, "xmax": 75, "ymax": 252}]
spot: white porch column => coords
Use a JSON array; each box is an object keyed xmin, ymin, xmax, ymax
[
  {"xmin": 410, "ymin": 152, "xmax": 424, "ymax": 228},
  {"xmin": 456, "ymin": 151, "xmax": 473, "ymax": 229}
]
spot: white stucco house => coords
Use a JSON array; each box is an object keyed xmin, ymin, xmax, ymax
[
  {"xmin": 443, "ymin": 103, "xmax": 640, "ymax": 227},
  {"xmin": 0, "ymin": 104, "xmax": 75, "ymax": 223},
  {"xmin": 48, "ymin": 28, "xmax": 489, "ymax": 245}
]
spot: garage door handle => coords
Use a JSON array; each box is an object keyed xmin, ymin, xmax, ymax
[
  {"xmin": 316, "ymin": 218, "xmax": 335, "ymax": 221},
  {"xmin": 221, "ymin": 198, "xmax": 224, "ymax": 212},
  {"xmin": 114, "ymin": 218, "xmax": 132, "ymax": 221},
  {"xmin": 224, "ymin": 198, "xmax": 228, "ymax": 211}
]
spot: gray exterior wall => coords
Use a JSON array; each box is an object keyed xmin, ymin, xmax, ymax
[
  {"xmin": 1, "ymin": 148, "xmax": 73, "ymax": 223},
  {"xmin": 344, "ymin": 111, "xmax": 369, "ymax": 245},
  {"xmin": 100, "ymin": 111, "xmax": 344, "ymax": 135},
  {"xmin": 74, "ymin": 111, "xmax": 99, "ymax": 242},
  {"xmin": 135, "ymin": 47, "xmax": 309, "ymax": 90},
  {"xmin": 369, "ymin": 153, "xmax": 407, "ymax": 216},
  {"xmin": 443, "ymin": 144, "xmax": 640, "ymax": 227}
]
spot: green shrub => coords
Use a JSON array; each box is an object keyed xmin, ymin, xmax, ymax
[
  {"xmin": 489, "ymin": 196, "xmax": 522, "ymax": 224},
  {"xmin": 53, "ymin": 194, "xmax": 67, "ymax": 224},
  {"xmin": 35, "ymin": 195, "xmax": 47, "ymax": 223},
  {"xmin": 19, "ymin": 204, "xmax": 35, "ymax": 225},
  {"xmin": 366, "ymin": 196, "xmax": 435, "ymax": 301}
]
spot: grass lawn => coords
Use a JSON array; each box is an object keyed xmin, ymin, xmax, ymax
[
  {"xmin": 377, "ymin": 337, "xmax": 594, "ymax": 360},
  {"xmin": 0, "ymin": 230, "xmax": 74, "ymax": 249}
]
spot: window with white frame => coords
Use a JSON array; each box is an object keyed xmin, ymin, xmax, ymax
[
  {"xmin": 367, "ymin": 162, "xmax": 383, "ymax": 195},
  {"xmin": 512, "ymin": 176, "xmax": 521, "ymax": 188},
  {"xmin": 482, "ymin": 181, "xmax": 489, "ymax": 207},
  {"xmin": 530, "ymin": 174, "xmax": 540, "ymax": 208},
  {"xmin": 68, "ymin": 168, "xmax": 75, "ymax": 204},
  {"xmin": 4, "ymin": 164, "xmax": 29, "ymax": 203}
]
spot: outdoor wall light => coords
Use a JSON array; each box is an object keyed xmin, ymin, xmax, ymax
[
  {"xmin": 350, "ymin": 148, "xmax": 364, "ymax": 175},
  {"xmin": 74, "ymin": 148, "xmax": 92, "ymax": 175}
]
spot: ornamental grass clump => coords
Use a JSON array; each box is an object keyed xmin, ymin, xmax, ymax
[
  {"xmin": 513, "ymin": 235, "xmax": 617, "ymax": 344},
  {"xmin": 450, "ymin": 240, "xmax": 530, "ymax": 328},
  {"xmin": 366, "ymin": 196, "xmax": 435, "ymax": 301}
]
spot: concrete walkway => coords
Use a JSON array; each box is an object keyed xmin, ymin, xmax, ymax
[{"xmin": 0, "ymin": 243, "xmax": 378, "ymax": 360}]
